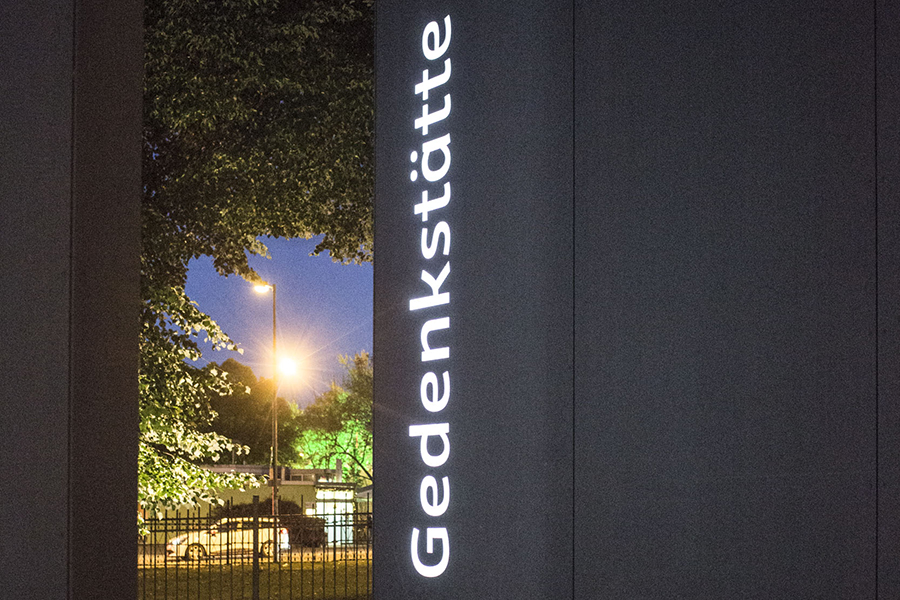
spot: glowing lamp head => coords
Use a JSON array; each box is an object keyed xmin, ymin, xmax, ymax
[
  {"xmin": 278, "ymin": 357, "xmax": 298, "ymax": 377},
  {"xmin": 254, "ymin": 284, "xmax": 272, "ymax": 293}
]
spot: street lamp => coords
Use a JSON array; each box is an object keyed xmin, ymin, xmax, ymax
[{"xmin": 253, "ymin": 282, "xmax": 280, "ymax": 517}]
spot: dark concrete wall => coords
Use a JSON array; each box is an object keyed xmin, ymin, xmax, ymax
[
  {"xmin": 575, "ymin": 1, "xmax": 888, "ymax": 597},
  {"xmin": 376, "ymin": 1, "xmax": 896, "ymax": 598},
  {"xmin": 0, "ymin": 2, "xmax": 75, "ymax": 594},
  {"xmin": 0, "ymin": 2, "xmax": 891, "ymax": 595},
  {"xmin": 0, "ymin": 0, "xmax": 141, "ymax": 597},
  {"xmin": 877, "ymin": 0, "xmax": 900, "ymax": 596}
]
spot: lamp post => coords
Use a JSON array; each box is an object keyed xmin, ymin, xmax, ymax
[{"xmin": 253, "ymin": 283, "xmax": 279, "ymax": 517}]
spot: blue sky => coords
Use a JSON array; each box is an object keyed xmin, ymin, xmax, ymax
[{"xmin": 185, "ymin": 235, "xmax": 373, "ymax": 407}]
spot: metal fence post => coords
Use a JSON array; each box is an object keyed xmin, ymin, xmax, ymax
[{"xmin": 252, "ymin": 495, "xmax": 260, "ymax": 600}]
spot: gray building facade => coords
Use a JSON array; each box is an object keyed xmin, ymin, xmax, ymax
[{"xmin": 1, "ymin": 1, "xmax": 898, "ymax": 598}]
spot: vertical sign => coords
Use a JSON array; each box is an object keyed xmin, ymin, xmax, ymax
[
  {"xmin": 407, "ymin": 13, "xmax": 454, "ymax": 578},
  {"xmin": 375, "ymin": 2, "xmax": 573, "ymax": 598}
]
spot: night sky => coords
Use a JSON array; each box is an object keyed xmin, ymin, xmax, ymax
[{"xmin": 185, "ymin": 235, "xmax": 373, "ymax": 407}]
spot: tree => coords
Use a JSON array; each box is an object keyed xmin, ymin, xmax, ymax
[
  {"xmin": 140, "ymin": 0, "xmax": 373, "ymax": 518},
  {"xmin": 143, "ymin": 0, "xmax": 374, "ymax": 272},
  {"xmin": 296, "ymin": 353, "xmax": 372, "ymax": 485},
  {"xmin": 206, "ymin": 358, "xmax": 303, "ymax": 465},
  {"xmin": 139, "ymin": 287, "xmax": 258, "ymax": 516}
]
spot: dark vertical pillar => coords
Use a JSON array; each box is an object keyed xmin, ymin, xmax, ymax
[
  {"xmin": 0, "ymin": 0, "xmax": 141, "ymax": 597},
  {"xmin": 0, "ymin": 2, "xmax": 75, "ymax": 595},
  {"xmin": 374, "ymin": 2, "xmax": 573, "ymax": 598},
  {"xmin": 575, "ymin": 1, "xmax": 880, "ymax": 597},
  {"xmin": 69, "ymin": 0, "xmax": 142, "ymax": 596},
  {"xmin": 877, "ymin": 0, "xmax": 900, "ymax": 596}
]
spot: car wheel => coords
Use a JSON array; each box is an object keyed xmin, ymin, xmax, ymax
[
  {"xmin": 260, "ymin": 540, "xmax": 275, "ymax": 558},
  {"xmin": 185, "ymin": 544, "xmax": 206, "ymax": 562}
]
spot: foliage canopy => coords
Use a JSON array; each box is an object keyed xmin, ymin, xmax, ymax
[
  {"xmin": 296, "ymin": 352, "xmax": 373, "ymax": 486},
  {"xmin": 205, "ymin": 358, "xmax": 303, "ymax": 466}
]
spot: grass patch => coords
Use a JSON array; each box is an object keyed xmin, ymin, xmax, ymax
[{"xmin": 138, "ymin": 559, "xmax": 372, "ymax": 600}]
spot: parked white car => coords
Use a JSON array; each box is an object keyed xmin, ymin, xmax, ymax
[{"xmin": 166, "ymin": 517, "xmax": 290, "ymax": 561}]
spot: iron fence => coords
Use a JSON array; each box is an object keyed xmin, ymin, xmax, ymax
[{"xmin": 139, "ymin": 496, "xmax": 371, "ymax": 600}]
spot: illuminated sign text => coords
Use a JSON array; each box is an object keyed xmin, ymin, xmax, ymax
[{"xmin": 407, "ymin": 14, "xmax": 452, "ymax": 579}]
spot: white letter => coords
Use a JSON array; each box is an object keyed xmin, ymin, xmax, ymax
[
  {"xmin": 420, "ymin": 371, "xmax": 450, "ymax": 412},
  {"xmin": 409, "ymin": 423, "xmax": 450, "ymax": 467},
  {"xmin": 420, "ymin": 476, "xmax": 450, "ymax": 517},
  {"xmin": 415, "ymin": 182, "xmax": 450, "ymax": 222},
  {"xmin": 411, "ymin": 527, "xmax": 449, "ymax": 577},
  {"xmin": 421, "ymin": 222, "xmax": 451, "ymax": 259},
  {"xmin": 415, "ymin": 95, "xmax": 451, "ymax": 136},
  {"xmin": 420, "ymin": 317, "xmax": 449, "ymax": 361},
  {"xmin": 422, "ymin": 16, "xmax": 451, "ymax": 61},
  {"xmin": 410, "ymin": 262, "xmax": 450, "ymax": 311},
  {"xmin": 415, "ymin": 59, "xmax": 451, "ymax": 101},
  {"xmin": 421, "ymin": 134, "xmax": 451, "ymax": 182}
]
